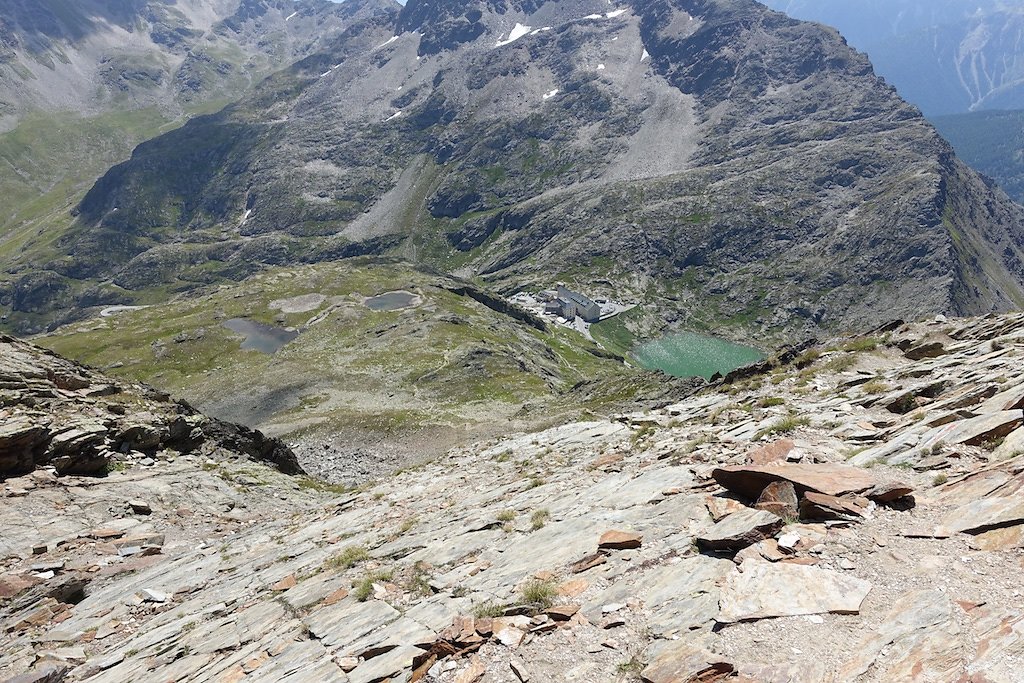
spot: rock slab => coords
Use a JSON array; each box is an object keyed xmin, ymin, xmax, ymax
[{"xmin": 717, "ymin": 560, "xmax": 872, "ymax": 623}]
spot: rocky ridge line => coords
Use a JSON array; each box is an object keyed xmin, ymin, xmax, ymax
[{"xmin": 0, "ymin": 333, "xmax": 301, "ymax": 480}]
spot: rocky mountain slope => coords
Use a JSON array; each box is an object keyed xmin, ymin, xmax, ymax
[
  {"xmin": 0, "ymin": 0, "xmax": 396, "ymax": 323},
  {"xmin": 932, "ymin": 108, "xmax": 1024, "ymax": 205},
  {"xmin": 0, "ymin": 329, "xmax": 301, "ymax": 481},
  {"xmin": 762, "ymin": 0, "xmax": 1024, "ymax": 117},
  {"xmin": 4, "ymin": 0, "xmax": 1024, "ymax": 343},
  {"xmin": 0, "ymin": 0, "xmax": 387, "ymax": 128},
  {"xmin": 2, "ymin": 310, "xmax": 1023, "ymax": 681}
]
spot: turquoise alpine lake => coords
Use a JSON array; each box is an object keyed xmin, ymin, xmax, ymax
[
  {"xmin": 222, "ymin": 319, "xmax": 298, "ymax": 354},
  {"xmin": 633, "ymin": 331, "xmax": 763, "ymax": 379}
]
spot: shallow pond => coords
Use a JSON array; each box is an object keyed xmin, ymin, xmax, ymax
[
  {"xmin": 364, "ymin": 291, "xmax": 417, "ymax": 311},
  {"xmin": 633, "ymin": 331, "xmax": 763, "ymax": 379},
  {"xmin": 222, "ymin": 318, "xmax": 298, "ymax": 354}
]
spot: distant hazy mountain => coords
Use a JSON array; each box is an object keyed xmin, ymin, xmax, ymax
[
  {"xmin": 762, "ymin": 0, "xmax": 1024, "ymax": 116},
  {"xmin": 4, "ymin": 0, "xmax": 1022, "ymax": 340}
]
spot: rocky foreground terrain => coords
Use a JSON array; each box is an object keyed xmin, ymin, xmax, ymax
[{"xmin": 1, "ymin": 312, "xmax": 1023, "ymax": 681}]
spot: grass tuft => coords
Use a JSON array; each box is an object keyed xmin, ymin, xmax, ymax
[
  {"xmin": 754, "ymin": 415, "xmax": 810, "ymax": 440},
  {"xmin": 530, "ymin": 509, "xmax": 551, "ymax": 531},
  {"xmin": 519, "ymin": 578, "xmax": 557, "ymax": 610},
  {"xmin": 353, "ymin": 569, "xmax": 393, "ymax": 602},
  {"xmin": 324, "ymin": 545, "xmax": 369, "ymax": 570}
]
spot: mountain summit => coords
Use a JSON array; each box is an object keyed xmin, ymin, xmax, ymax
[{"xmin": 3, "ymin": 0, "xmax": 1024, "ymax": 340}]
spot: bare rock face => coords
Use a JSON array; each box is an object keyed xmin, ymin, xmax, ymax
[{"xmin": 0, "ymin": 0, "xmax": 391, "ymax": 122}]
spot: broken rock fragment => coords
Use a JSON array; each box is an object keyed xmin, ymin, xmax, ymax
[
  {"xmin": 696, "ymin": 508, "xmax": 783, "ymax": 552},
  {"xmin": 903, "ymin": 341, "xmax": 947, "ymax": 360},
  {"xmin": 754, "ymin": 480, "xmax": 798, "ymax": 519},
  {"xmin": 712, "ymin": 462, "xmax": 877, "ymax": 500},
  {"xmin": 799, "ymin": 492, "xmax": 866, "ymax": 521},
  {"xmin": 598, "ymin": 530, "xmax": 642, "ymax": 550}
]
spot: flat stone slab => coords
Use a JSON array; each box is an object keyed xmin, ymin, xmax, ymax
[
  {"xmin": 941, "ymin": 496, "xmax": 1024, "ymax": 534},
  {"xmin": 936, "ymin": 410, "xmax": 1024, "ymax": 447},
  {"xmin": 303, "ymin": 599, "xmax": 400, "ymax": 649},
  {"xmin": 598, "ymin": 530, "xmax": 642, "ymax": 550},
  {"xmin": 712, "ymin": 463, "xmax": 878, "ymax": 500},
  {"xmin": 836, "ymin": 590, "xmax": 962, "ymax": 681},
  {"xmin": 639, "ymin": 555, "xmax": 734, "ymax": 636},
  {"xmin": 696, "ymin": 508, "xmax": 782, "ymax": 552},
  {"xmin": 717, "ymin": 560, "xmax": 871, "ymax": 623},
  {"xmin": 347, "ymin": 644, "xmax": 423, "ymax": 683},
  {"xmin": 969, "ymin": 524, "xmax": 1024, "ymax": 550},
  {"xmin": 904, "ymin": 341, "xmax": 947, "ymax": 360}
]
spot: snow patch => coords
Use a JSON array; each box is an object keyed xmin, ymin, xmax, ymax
[
  {"xmin": 496, "ymin": 23, "xmax": 533, "ymax": 47},
  {"xmin": 612, "ymin": 36, "xmax": 618, "ymax": 41},
  {"xmin": 597, "ymin": 63, "xmax": 605, "ymax": 70},
  {"xmin": 530, "ymin": 27, "xmax": 552, "ymax": 35},
  {"xmin": 376, "ymin": 36, "xmax": 399, "ymax": 49},
  {"xmin": 641, "ymin": 49, "xmax": 649, "ymax": 62},
  {"xmin": 543, "ymin": 89, "xmax": 559, "ymax": 100},
  {"xmin": 285, "ymin": 11, "xmax": 298, "ymax": 21},
  {"xmin": 584, "ymin": 10, "xmax": 626, "ymax": 20},
  {"xmin": 385, "ymin": 111, "xmax": 403, "ymax": 122}
]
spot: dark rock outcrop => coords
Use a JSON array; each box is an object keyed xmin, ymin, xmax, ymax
[{"xmin": 0, "ymin": 334, "xmax": 303, "ymax": 479}]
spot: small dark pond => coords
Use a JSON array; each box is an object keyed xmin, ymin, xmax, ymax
[
  {"xmin": 364, "ymin": 291, "xmax": 417, "ymax": 311},
  {"xmin": 222, "ymin": 318, "xmax": 298, "ymax": 354}
]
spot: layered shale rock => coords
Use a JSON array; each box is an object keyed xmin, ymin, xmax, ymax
[{"xmin": 2, "ymin": 312, "xmax": 1024, "ymax": 681}]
